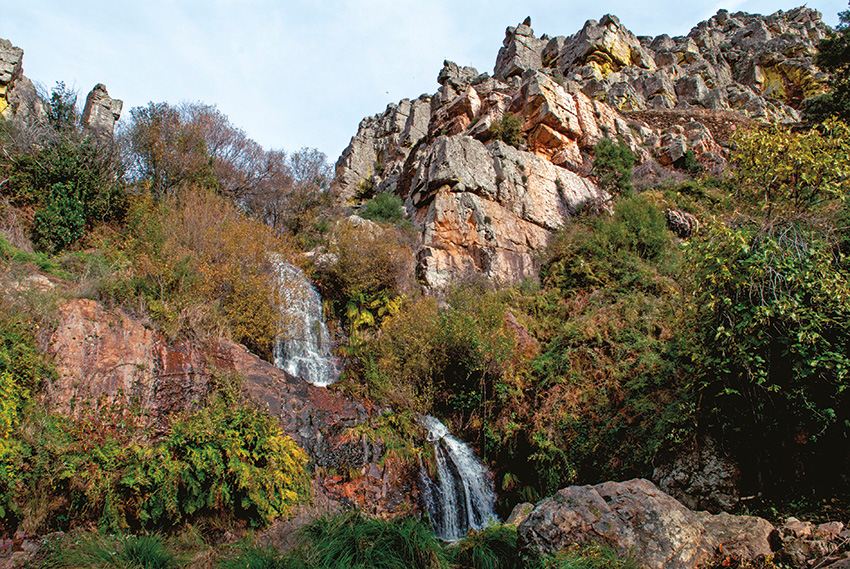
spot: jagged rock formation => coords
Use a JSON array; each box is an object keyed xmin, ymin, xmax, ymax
[
  {"xmin": 81, "ymin": 83, "xmax": 123, "ymax": 136},
  {"xmin": 0, "ymin": 39, "xmax": 121, "ymax": 130},
  {"xmin": 0, "ymin": 38, "xmax": 42, "ymax": 121},
  {"xmin": 46, "ymin": 299, "xmax": 414, "ymax": 516},
  {"xmin": 332, "ymin": 8, "xmax": 829, "ymax": 287}
]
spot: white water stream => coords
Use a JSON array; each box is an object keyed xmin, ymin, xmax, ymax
[
  {"xmin": 418, "ymin": 415, "xmax": 499, "ymax": 541},
  {"xmin": 272, "ymin": 260, "xmax": 340, "ymax": 387}
]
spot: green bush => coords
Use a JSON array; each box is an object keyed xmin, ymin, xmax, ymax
[
  {"xmin": 2, "ymin": 117, "xmax": 126, "ymax": 253},
  {"xmin": 592, "ymin": 139, "xmax": 636, "ymax": 195},
  {"xmin": 686, "ymin": 221, "xmax": 850, "ymax": 494},
  {"xmin": 360, "ymin": 193, "xmax": 405, "ymax": 224},
  {"xmin": 32, "ymin": 182, "xmax": 87, "ymax": 253},
  {"xmin": 491, "ymin": 113, "xmax": 524, "ymax": 148},
  {"xmin": 3, "ymin": 379, "xmax": 310, "ymax": 533}
]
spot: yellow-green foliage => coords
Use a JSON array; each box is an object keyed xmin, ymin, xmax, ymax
[
  {"xmin": 318, "ymin": 220, "xmax": 414, "ymax": 337},
  {"xmin": 732, "ymin": 118, "xmax": 850, "ymax": 213},
  {"xmin": 2, "ymin": 382, "xmax": 310, "ymax": 533},
  {"xmin": 114, "ymin": 186, "xmax": 296, "ymax": 359},
  {"xmin": 0, "ymin": 296, "xmax": 53, "ymax": 517}
]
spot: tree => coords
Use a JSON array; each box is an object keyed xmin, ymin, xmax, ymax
[
  {"xmin": 126, "ymin": 102, "xmax": 217, "ymax": 196},
  {"xmin": 803, "ymin": 3, "xmax": 850, "ymax": 121},
  {"xmin": 731, "ymin": 119, "xmax": 850, "ymax": 215}
]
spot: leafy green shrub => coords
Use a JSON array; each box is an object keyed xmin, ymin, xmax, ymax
[
  {"xmin": 731, "ymin": 119, "xmax": 850, "ymax": 214},
  {"xmin": 491, "ymin": 113, "xmax": 524, "ymax": 148},
  {"xmin": 3, "ymin": 379, "xmax": 310, "ymax": 533},
  {"xmin": 130, "ymin": 387, "xmax": 311, "ymax": 528},
  {"xmin": 360, "ymin": 193, "xmax": 405, "ymax": 224},
  {"xmin": 592, "ymin": 139, "xmax": 636, "ymax": 195},
  {"xmin": 31, "ymin": 182, "xmax": 87, "ymax": 253},
  {"xmin": 686, "ymin": 221, "xmax": 850, "ymax": 494}
]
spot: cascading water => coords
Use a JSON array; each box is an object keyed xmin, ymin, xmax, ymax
[
  {"xmin": 418, "ymin": 415, "xmax": 498, "ymax": 541},
  {"xmin": 272, "ymin": 260, "xmax": 340, "ymax": 387}
]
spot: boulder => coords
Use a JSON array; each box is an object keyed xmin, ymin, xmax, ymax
[
  {"xmin": 663, "ymin": 208, "xmax": 700, "ymax": 239},
  {"xmin": 518, "ymin": 479, "xmax": 776, "ymax": 569}
]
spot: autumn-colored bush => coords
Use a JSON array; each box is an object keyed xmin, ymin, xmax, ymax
[
  {"xmin": 111, "ymin": 186, "xmax": 296, "ymax": 359},
  {"xmin": 317, "ymin": 219, "xmax": 415, "ymax": 336}
]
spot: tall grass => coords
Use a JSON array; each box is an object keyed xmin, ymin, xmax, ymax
[
  {"xmin": 35, "ymin": 533, "xmax": 178, "ymax": 569},
  {"xmin": 286, "ymin": 512, "xmax": 448, "ymax": 569}
]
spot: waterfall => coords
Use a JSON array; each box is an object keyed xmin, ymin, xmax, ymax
[
  {"xmin": 272, "ymin": 260, "xmax": 340, "ymax": 387},
  {"xmin": 418, "ymin": 415, "xmax": 498, "ymax": 541}
]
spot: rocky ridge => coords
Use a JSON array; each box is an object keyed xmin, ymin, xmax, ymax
[
  {"xmin": 0, "ymin": 38, "xmax": 121, "ymax": 133},
  {"xmin": 332, "ymin": 7, "xmax": 829, "ymax": 287}
]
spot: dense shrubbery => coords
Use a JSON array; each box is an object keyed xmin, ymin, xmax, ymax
[
  {"xmin": 1, "ymin": 377, "xmax": 310, "ymax": 533},
  {"xmin": 1, "ymin": 83, "xmax": 126, "ymax": 253},
  {"xmin": 103, "ymin": 186, "xmax": 295, "ymax": 358},
  {"xmin": 592, "ymin": 138, "xmax": 636, "ymax": 195},
  {"xmin": 316, "ymin": 219, "xmax": 414, "ymax": 337}
]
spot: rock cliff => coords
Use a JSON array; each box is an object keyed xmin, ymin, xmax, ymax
[{"xmin": 332, "ymin": 8, "xmax": 829, "ymax": 287}]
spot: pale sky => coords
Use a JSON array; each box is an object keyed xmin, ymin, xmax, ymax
[{"xmin": 4, "ymin": 1, "xmax": 846, "ymax": 163}]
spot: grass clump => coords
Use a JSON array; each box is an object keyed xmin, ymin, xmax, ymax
[
  {"xmin": 288, "ymin": 511, "xmax": 448, "ymax": 569},
  {"xmin": 446, "ymin": 524, "xmax": 519, "ymax": 569},
  {"xmin": 34, "ymin": 533, "xmax": 179, "ymax": 569}
]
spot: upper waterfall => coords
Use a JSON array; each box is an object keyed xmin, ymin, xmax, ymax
[{"xmin": 272, "ymin": 259, "xmax": 340, "ymax": 387}]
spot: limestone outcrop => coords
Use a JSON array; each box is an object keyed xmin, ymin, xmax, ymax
[
  {"xmin": 81, "ymin": 83, "xmax": 123, "ymax": 136},
  {"xmin": 0, "ymin": 38, "xmax": 41, "ymax": 121},
  {"xmin": 332, "ymin": 8, "xmax": 829, "ymax": 287}
]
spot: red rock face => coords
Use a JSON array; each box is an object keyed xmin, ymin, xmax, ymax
[{"xmin": 45, "ymin": 299, "xmax": 418, "ymax": 517}]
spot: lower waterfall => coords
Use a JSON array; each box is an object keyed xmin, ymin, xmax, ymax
[
  {"xmin": 418, "ymin": 415, "xmax": 498, "ymax": 541},
  {"xmin": 272, "ymin": 260, "xmax": 339, "ymax": 387}
]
